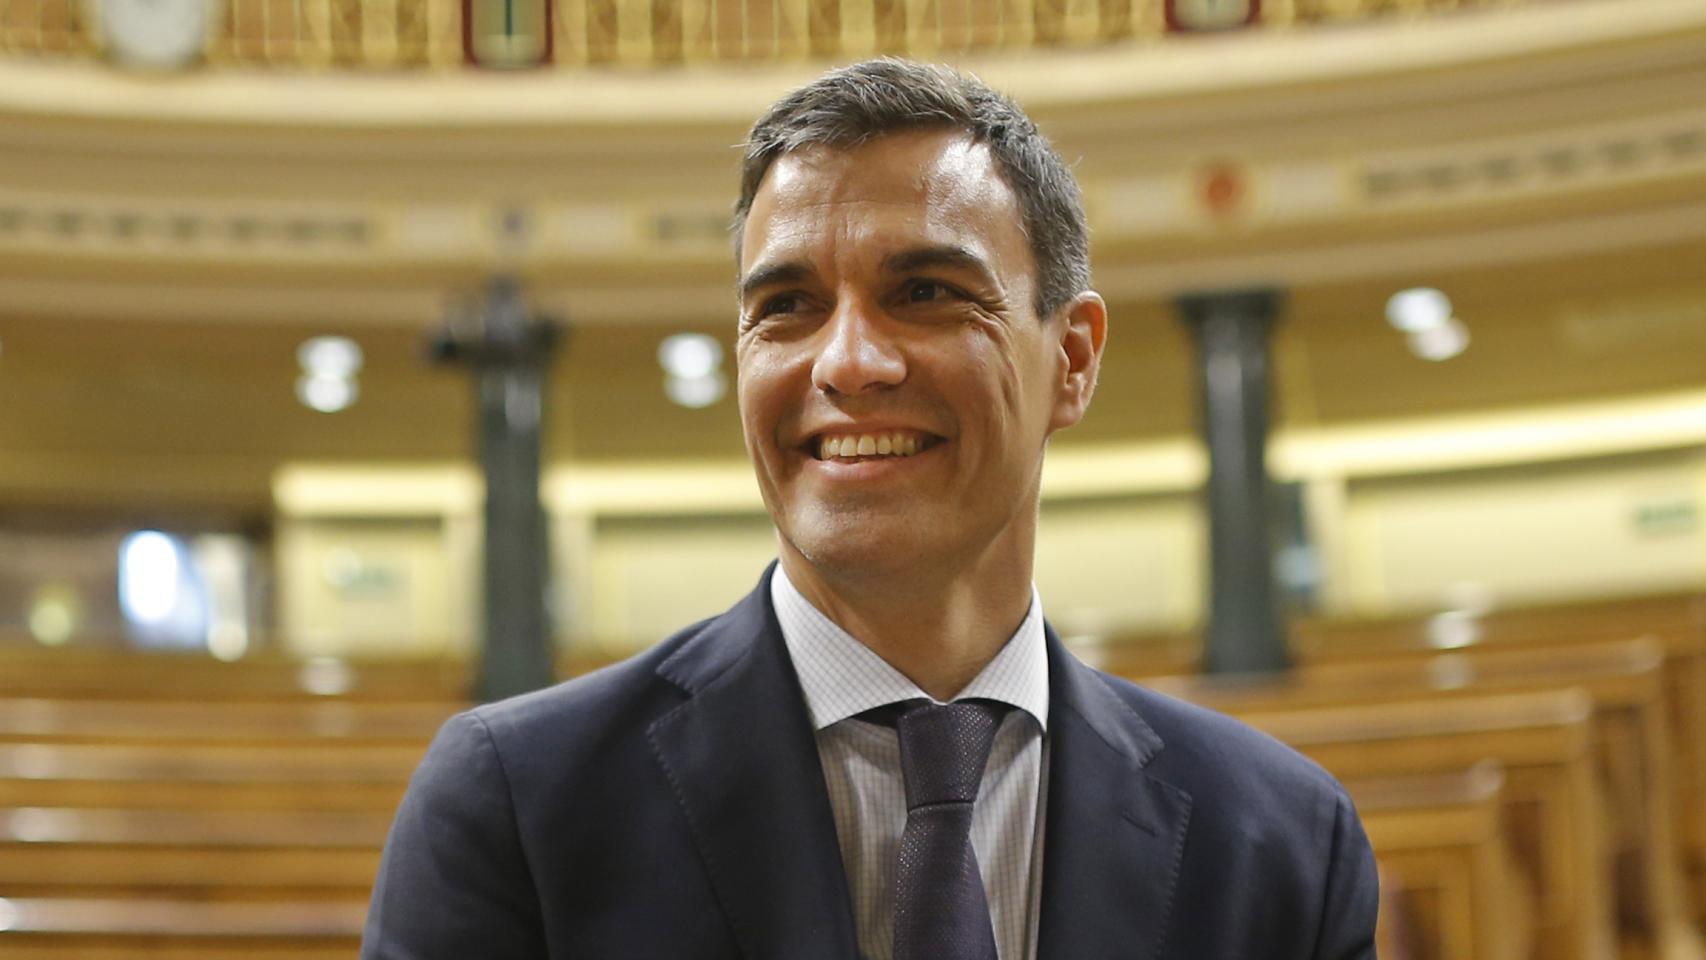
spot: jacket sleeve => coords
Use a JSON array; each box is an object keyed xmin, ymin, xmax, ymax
[
  {"xmin": 1315, "ymin": 788, "xmax": 1380, "ymax": 960},
  {"xmin": 362, "ymin": 711, "xmax": 548, "ymax": 960}
]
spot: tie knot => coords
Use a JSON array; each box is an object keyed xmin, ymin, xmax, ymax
[{"xmin": 893, "ymin": 700, "xmax": 1007, "ymax": 810}]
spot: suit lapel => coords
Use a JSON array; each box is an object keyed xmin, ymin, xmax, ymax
[
  {"xmin": 646, "ymin": 566, "xmax": 861, "ymax": 960},
  {"xmin": 1035, "ymin": 629, "xmax": 1193, "ymax": 960}
]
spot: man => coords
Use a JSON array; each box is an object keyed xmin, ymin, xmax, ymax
[{"xmin": 363, "ymin": 58, "xmax": 1378, "ymax": 960}]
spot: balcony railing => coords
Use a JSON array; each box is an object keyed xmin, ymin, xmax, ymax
[{"xmin": 1, "ymin": 0, "xmax": 1541, "ymax": 71}]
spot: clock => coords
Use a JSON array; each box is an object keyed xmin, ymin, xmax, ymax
[
  {"xmin": 1166, "ymin": 0, "xmax": 1260, "ymax": 32},
  {"xmin": 84, "ymin": 0, "xmax": 218, "ymax": 70},
  {"xmin": 463, "ymin": 0, "xmax": 553, "ymax": 69}
]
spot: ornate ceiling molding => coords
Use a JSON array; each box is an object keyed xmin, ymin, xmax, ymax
[
  {"xmin": 0, "ymin": 0, "xmax": 1701, "ymax": 326},
  {"xmin": 0, "ymin": 0, "xmax": 1699, "ymax": 128}
]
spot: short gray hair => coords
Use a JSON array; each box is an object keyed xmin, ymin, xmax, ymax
[{"xmin": 734, "ymin": 58, "xmax": 1090, "ymax": 316}]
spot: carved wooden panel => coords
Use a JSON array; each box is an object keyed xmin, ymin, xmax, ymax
[{"xmin": 0, "ymin": 0, "xmax": 1576, "ymax": 68}]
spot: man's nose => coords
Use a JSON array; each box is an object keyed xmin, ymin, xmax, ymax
[{"xmin": 810, "ymin": 300, "xmax": 907, "ymax": 396}]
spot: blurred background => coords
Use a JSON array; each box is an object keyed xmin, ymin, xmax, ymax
[
  {"xmin": 0, "ymin": 0, "xmax": 1703, "ymax": 957},
  {"xmin": 2, "ymin": 0, "xmax": 1704, "ymax": 663}
]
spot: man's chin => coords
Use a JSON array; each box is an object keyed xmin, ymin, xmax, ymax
[{"xmin": 784, "ymin": 518, "xmax": 939, "ymax": 581}]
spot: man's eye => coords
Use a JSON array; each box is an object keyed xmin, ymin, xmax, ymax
[
  {"xmin": 905, "ymin": 281, "xmax": 955, "ymax": 303},
  {"xmin": 757, "ymin": 294, "xmax": 801, "ymax": 317}
]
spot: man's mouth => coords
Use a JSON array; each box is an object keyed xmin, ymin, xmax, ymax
[{"xmin": 811, "ymin": 430, "xmax": 941, "ymax": 461}]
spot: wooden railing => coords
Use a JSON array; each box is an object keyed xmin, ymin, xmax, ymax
[{"xmin": 0, "ymin": 0, "xmax": 1550, "ymax": 71}]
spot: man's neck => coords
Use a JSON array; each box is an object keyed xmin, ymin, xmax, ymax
[{"xmin": 777, "ymin": 547, "xmax": 1034, "ymax": 702}]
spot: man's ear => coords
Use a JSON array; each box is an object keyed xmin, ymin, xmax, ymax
[{"xmin": 1050, "ymin": 291, "xmax": 1108, "ymax": 432}]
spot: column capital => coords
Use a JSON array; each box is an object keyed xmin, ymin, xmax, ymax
[{"xmin": 1174, "ymin": 287, "xmax": 1284, "ymax": 329}]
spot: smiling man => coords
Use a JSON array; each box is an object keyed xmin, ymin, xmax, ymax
[
  {"xmin": 363, "ymin": 59, "xmax": 1378, "ymax": 960},
  {"xmin": 735, "ymin": 123, "xmax": 1097, "ymax": 707}
]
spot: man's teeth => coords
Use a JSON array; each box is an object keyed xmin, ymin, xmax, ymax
[{"xmin": 818, "ymin": 432, "xmax": 924, "ymax": 460}]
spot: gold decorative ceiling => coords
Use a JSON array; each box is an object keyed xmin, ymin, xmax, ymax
[{"xmin": 0, "ymin": 0, "xmax": 1701, "ymax": 509}]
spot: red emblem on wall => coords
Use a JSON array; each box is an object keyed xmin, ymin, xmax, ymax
[{"xmin": 1196, "ymin": 161, "xmax": 1249, "ymax": 222}]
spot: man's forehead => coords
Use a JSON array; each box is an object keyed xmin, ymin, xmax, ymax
[
  {"xmin": 741, "ymin": 130, "xmax": 1022, "ymax": 268},
  {"xmin": 761, "ymin": 130, "xmax": 999, "ymax": 199}
]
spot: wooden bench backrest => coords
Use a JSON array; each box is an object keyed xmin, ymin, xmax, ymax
[
  {"xmin": 1238, "ymin": 690, "xmax": 1612, "ymax": 960},
  {"xmin": 0, "ymin": 646, "xmax": 471, "ymax": 702},
  {"xmin": 1349, "ymin": 763, "xmax": 1531, "ymax": 960},
  {"xmin": 0, "ymin": 896, "xmax": 365, "ymax": 958},
  {"xmin": 0, "ymin": 698, "xmax": 459, "ymax": 745}
]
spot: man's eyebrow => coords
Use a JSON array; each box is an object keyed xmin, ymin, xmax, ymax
[
  {"xmin": 739, "ymin": 262, "xmax": 814, "ymax": 302},
  {"xmin": 881, "ymin": 245, "xmax": 997, "ymax": 283}
]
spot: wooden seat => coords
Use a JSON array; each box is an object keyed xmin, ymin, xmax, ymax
[
  {"xmin": 1292, "ymin": 593, "xmax": 1706, "ymax": 659},
  {"xmin": 0, "ymin": 676, "xmax": 426, "ymax": 958},
  {"xmin": 0, "ymin": 807, "xmax": 390, "ymax": 899},
  {"xmin": 0, "ymin": 698, "xmax": 456, "ymax": 745},
  {"xmin": 0, "ymin": 648, "xmax": 471, "ymax": 702},
  {"xmin": 0, "ymin": 724, "xmax": 402, "ymax": 954},
  {"xmin": 1143, "ymin": 639, "xmax": 1702, "ymax": 959},
  {"xmin": 1149, "ymin": 639, "xmax": 1691, "ymax": 946},
  {"xmin": 1232, "ymin": 689, "xmax": 1613, "ymax": 960},
  {"xmin": 0, "ymin": 897, "xmax": 364, "ymax": 959},
  {"xmin": 1293, "ymin": 590, "xmax": 1706, "ymax": 923},
  {"xmin": 1060, "ymin": 627, "xmax": 1199, "ymax": 678},
  {"xmin": 0, "ymin": 742, "xmax": 427, "ymax": 783},
  {"xmin": 0, "ymin": 742, "xmax": 422, "ymax": 812},
  {"xmin": 1350, "ymin": 763, "xmax": 1533, "ymax": 960},
  {"xmin": 1097, "ymin": 589, "xmax": 1706, "ymax": 930}
]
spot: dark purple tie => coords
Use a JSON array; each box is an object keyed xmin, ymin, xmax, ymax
[{"xmin": 890, "ymin": 700, "xmax": 1006, "ymax": 960}]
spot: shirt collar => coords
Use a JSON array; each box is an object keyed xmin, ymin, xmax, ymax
[{"xmin": 771, "ymin": 564, "xmax": 1050, "ymax": 733}]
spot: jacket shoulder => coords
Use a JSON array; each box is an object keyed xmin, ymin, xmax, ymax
[
  {"xmin": 469, "ymin": 614, "xmax": 715, "ymax": 739},
  {"xmin": 1088, "ymin": 672, "xmax": 1379, "ymax": 958},
  {"xmin": 1096, "ymin": 669, "xmax": 1350, "ymax": 807}
]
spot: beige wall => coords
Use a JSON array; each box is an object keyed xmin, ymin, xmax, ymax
[
  {"xmin": 271, "ymin": 438, "xmax": 1706, "ymax": 658},
  {"xmin": 574, "ymin": 493, "xmax": 1207, "ymax": 656},
  {"xmin": 1034, "ymin": 495, "xmax": 1205, "ymax": 636},
  {"xmin": 567, "ymin": 445, "xmax": 1706, "ymax": 647},
  {"xmin": 277, "ymin": 517, "xmax": 476, "ymax": 658},
  {"xmin": 1342, "ymin": 448, "xmax": 1706, "ymax": 616},
  {"xmin": 580, "ymin": 513, "xmax": 779, "ymax": 654}
]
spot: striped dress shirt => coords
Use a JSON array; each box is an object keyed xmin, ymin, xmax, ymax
[{"xmin": 770, "ymin": 566, "xmax": 1050, "ymax": 960}]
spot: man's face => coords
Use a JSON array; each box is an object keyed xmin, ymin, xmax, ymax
[{"xmin": 736, "ymin": 129, "xmax": 1102, "ymax": 581}]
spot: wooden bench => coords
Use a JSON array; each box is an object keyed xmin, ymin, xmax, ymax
[
  {"xmin": 1059, "ymin": 627, "xmax": 1200, "ymax": 679},
  {"xmin": 0, "ymin": 642, "xmax": 625, "ymax": 701},
  {"xmin": 1231, "ymin": 689, "xmax": 1614, "ymax": 960},
  {"xmin": 0, "ymin": 731, "xmax": 405, "ymax": 955},
  {"xmin": 0, "ymin": 807, "xmax": 390, "ymax": 900},
  {"xmin": 1139, "ymin": 637, "xmax": 1698, "ymax": 955},
  {"xmin": 1146, "ymin": 638, "xmax": 1706, "ymax": 959},
  {"xmin": 0, "ymin": 647, "xmax": 471, "ymax": 702},
  {"xmin": 1294, "ymin": 592, "xmax": 1706, "ymax": 655},
  {"xmin": 0, "ymin": 696, "xmax": 418, "ymax": 955},
  {"xmin": 0, "ymin": 897, "xmax": 364, "ymax": 959},
  {"xmin": 1296, "ymin": 609, "xmax": 1706, "ymax": 928},
  {"xmin": 1097, "ymin": 589, "xmax": 1706, "ymax": 925},
  {"xmin": 0, "ymin": 699, "xmax": 457, "ymax": 746},
  {"xmin": 0, "ymin": 736, "xmax": 1524, "ymax": 959},
  {"xmin": 1350, "ymin": 763, "xmax": 1533, "ymax": 960},
  {"xmin": 0, "ymin": 742, "xmax": 422, "ymax": 812}
]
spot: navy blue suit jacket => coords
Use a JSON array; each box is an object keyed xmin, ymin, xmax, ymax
[{"xmin": 363, "ymin": 566, "xmax": 1378, "ymax": 959}]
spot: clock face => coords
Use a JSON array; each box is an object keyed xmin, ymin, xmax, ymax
[
  {"xmin": 1168, "ymin": 0, "xmax": 1258, "ymax": 31},
  {"xmin": 88, "ymin": 0, "xmax": 216, "ymax": 69},
  {"xmin": 464, "ymin": 0, "xmax": 552, "ymax": 68}
]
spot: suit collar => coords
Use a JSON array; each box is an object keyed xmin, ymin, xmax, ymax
[
  {"xmin": 651, "ymin": 564, "xmax": 779, "ymax": 697},
  {"xmin": 768, "ymin": 562, "xmax": 1052, "ymax": 732},
  {"xmin": 647, "ymin": 563, "xmax": 862, "ymax": 960},
  {"xmin": 1035, "ymin": 626, "xmax": 1193, "ymax": 960},
  {"xmin": 1044, "ymin": 624, "xmax": 1164, "ymax": 768},
  {"xmin": 646, "ymin": 570, "xmax": 1193, "ymax": 960}
]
